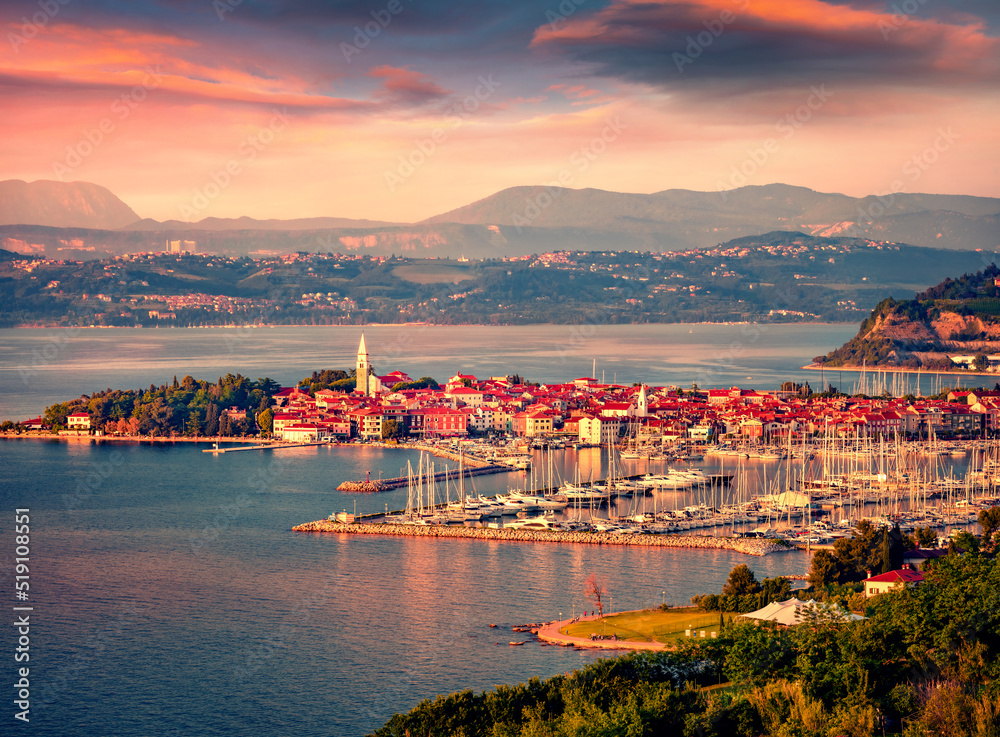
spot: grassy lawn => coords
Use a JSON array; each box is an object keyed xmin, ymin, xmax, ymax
[{"xmin": 560, "ymin": 608, "xmax": 738, "ymax": 646}]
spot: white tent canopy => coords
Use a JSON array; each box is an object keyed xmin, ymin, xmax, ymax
[{"xmin": 743, "ymin": 597, "xmax": 863, "ymax": 626}]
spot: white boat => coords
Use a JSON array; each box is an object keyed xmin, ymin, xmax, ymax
[
  {"xmin": 556, "ymin": 485, "xmax": 611, "ymax": 504},
  {"xmin": 505, "ymin": 514, "xmax": 559, "ymax": 530}
]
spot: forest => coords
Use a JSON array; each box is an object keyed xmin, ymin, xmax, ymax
[{"xmin": 4, "ymin": 373, "xmax": 283, "ymax": 436}]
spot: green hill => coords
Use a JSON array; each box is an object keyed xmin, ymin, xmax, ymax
[{"xmin": 820, "ymin": 263, "xmax": 1000, "ymax": 370}]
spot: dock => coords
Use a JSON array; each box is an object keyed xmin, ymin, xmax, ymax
[
  {"xmin": 203, "ymin": 441, "xmax": 330, "ymax": 453},
  {"xmin": 336, "ymin": 463, "xmax": 513, "ymax": 492}
]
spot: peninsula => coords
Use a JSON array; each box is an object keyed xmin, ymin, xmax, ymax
[{"xmin": 816, "ymin": 263, "xmax": 1000, "ymax": 375}]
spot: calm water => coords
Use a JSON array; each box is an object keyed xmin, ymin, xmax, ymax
[
  {"xmin": 0, "ymin": 326, "xmax": 835, "ymax": 736},
  {"xmin": 0, "ymin": 323, "xmax": 858, "ymax": 420},
  {"xmin": 2, "ymin": 440, "xmax": 807, "ymax": 736}
]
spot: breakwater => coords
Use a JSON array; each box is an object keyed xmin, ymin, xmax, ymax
[{"xmin": 291, "ymin": 520, "xmax": 789, "ymax": 556}]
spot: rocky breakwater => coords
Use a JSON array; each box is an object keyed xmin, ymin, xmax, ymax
[
  {"xmin": 291, "ymin": 520, "xmax": 789, "ymax": 556},
  {"xmin": 335, "ymin": 480, "xmax": 389, "ymax": 492}
]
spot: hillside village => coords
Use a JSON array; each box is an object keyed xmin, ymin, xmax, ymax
[{"xmin": 4, "ymin": 234, "xmax": 995, "ymax": 327}]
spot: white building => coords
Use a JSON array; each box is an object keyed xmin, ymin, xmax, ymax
[{"xmin": 579, "ymin": 415, "xmax": 621, "ymax": 445}]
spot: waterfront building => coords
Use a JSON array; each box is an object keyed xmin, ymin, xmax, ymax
[
  {"xmin": 578, "ymin": 414, "xmax": 621, "ymax": 445},
  {"xmin": 67, "ymin": 412, "xmax": 91, "ymax": 430}
]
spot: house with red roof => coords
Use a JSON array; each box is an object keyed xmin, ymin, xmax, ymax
[
  {"xmin": 272, "ymin": 412, "xmax": 302, "ymax": 436},
  {"xmin": 281, "ymin": 422, "xmax": 326, "ymax": 443},
  {"xmin": 420, "ymin": 407, "xmax": 469, "ymax": 437},
  {"xmin": 863, "ymin": 568, "xmax": 924, "ymax": 598},
  {"xmin": 67, "ymin": 412, "xmax": 91, "ymax": 431},
  {"xmin": 349, "ymin": 408, "xmax": 385, "ymax": 439},
  {"xmin": 446, "ymin": 386, "xmax": 486, "ymax": 407},
  {"xmin": 579, "ymin": 414, "xmax": 621, "ymax": 444},
  {"xmin": 22, "ymin": 417, "xmax": 47, "ymax": 431}
]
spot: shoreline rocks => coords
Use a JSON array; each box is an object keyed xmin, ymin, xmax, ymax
[
  {"xmin": 335, "ymin": 480, "xmax": 389, "ymax": 493},
  {"xmin": 291, "ymin": 520, "xmax": 791, "ymax": 556}
]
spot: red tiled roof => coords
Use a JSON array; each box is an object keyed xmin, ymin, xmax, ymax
[{"xmin": 864, "ymin": 569, "xmax": 924, "ymax": 584}]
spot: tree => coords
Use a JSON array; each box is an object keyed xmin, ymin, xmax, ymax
[
  {"xmin": 761, "ymin": 576, "xmax": 791, "ymax": 602},
  {"xmin": 722, "ymin": 565, "xmax": 761, "ymax": 597},
  {"xmin": 584, "ymin": 573, "xmax": 608, "ymax": 618},
  {"xmin": 950, "ymin": 531, "xmax": 980, "ymax": 554},
  {"xmin": 204, "ymin": 403, "xmax": 220, "ymax": 436},
  {"xmin": 809, "ymin": 549, "xmax": 843, "ymax": 588},
  {"xmin": 973, "ymin": 353, "xmax": 989, "ymax": 371},
  {"xmin": 880, "ymin": 528, "xmax": 893, "ymax": 574},
  {"xmin": 979, "ymin": 507, "xmax": 1000, "ymax": 536},
  {"xmin": 186, "ymin": 408, "xmax": 202, "ymax": 437},
  {"xmin": 723, "ymin": 622, "xmax": 794, "ymax": 686},
  {"xmin": 382, "ymin": 419, "xmax": 404, "ymax": 441},
  {"xmin": 915, "ymin": 527, "xmax": 938, "ymax": 547},
  {"xmin": 257, "ymin": 408, "xmax": 274, "ymax": 438},
  {"xmin": 831, "ymin": 520, "xmax": 883, "ymax": 581}
]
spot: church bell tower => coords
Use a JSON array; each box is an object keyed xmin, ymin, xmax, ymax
[{"xmin": 356, "ymin": 333, "xmax": 370, "ymax": 397}]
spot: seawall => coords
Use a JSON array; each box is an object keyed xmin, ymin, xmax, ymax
[{"xmin": 291, "ymin": 520, "xmax": 790, "ymax": 556}]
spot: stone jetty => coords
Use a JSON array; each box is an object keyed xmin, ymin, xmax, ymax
[
  {"xmin": 335, "ymin": 480, "xmax": 390, "ymax": 493},
  {"xmin": 291, "ymin": 520, "xmax": 790, "ymax": 556}
]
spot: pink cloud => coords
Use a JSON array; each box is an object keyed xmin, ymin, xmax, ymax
[{"xmin": 368, "ymin": 65, "xmax": 451, "ymax": 106}]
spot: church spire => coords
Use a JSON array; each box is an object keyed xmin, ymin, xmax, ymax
[
  {"xmin": 637, "ymin": 384, "xmax": 648, "ymax": 417},
  {"xmin": 356, "ymin": 333, "xmax": 370, "ymax": 396}
]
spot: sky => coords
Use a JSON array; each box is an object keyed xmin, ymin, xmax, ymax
[{"xmin": 2, "ymin": 0, "xmax": 999, "ymax": 223}]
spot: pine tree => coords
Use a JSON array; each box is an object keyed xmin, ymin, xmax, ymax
[{"xmin": 880, "ymin": 528, "xmax": 892, "ymax": 573}]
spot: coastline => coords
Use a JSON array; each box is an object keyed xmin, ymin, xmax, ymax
[
  {"xmin": 9, "ymin": 320, "xmax": 855, "ymax": 330},
  {"xmin": 291, "ymin": 519, "xmax": 791, "ymax": 556},
  {"xmin": 536, "ymin": 613, "xmax": 669, "ymax": 651},
  {"xmin": 0, "ymin": 433, "xmax": 267, "ymax": 444},
  {"xmin": 801, "ymin": 363, "xmax": 1000, "ymax": 379}
]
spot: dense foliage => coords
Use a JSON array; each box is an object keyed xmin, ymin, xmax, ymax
[
  {"xmin": 373, "ymin": 548, "xmax": 1000, "ymax": 736},
  {"xmin": 37, "ymin": 373, "xmax": 281, "ymax": 436}
]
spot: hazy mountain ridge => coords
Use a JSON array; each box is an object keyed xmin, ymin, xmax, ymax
[
  {"xmin": 0, "ymin": 180, "xmax": 140, "ymax": 230},
  {"xmin": 423, "ymin": 183, "xmax": 1000, "ymax": 252},
  {"xmin": 127, "ymin": 215, "xmax": 401, "ymax": 231},
  {"xmin": 3, "ymin": 180, "xmax": 998, "ymax": 257}
]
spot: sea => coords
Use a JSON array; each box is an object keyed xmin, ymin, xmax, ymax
[{"xmin": 0, "ymin": 323, "xmax": 863, "ymax": 736}]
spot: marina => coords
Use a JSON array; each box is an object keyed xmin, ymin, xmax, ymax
[{"xmin": 310, "ymin": 433, "xmax": 996, "ymax": 544}]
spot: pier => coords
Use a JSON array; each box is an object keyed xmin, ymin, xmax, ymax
[
  {"xmin": 336, "ymin": 463, "xmax": 513, "ymax": 492},
  {"xmin": 202, "ymin": 441, "xmax": 330, "ymax": 453}
]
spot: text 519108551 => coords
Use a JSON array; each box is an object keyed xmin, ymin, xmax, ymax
[{"xmin": 13, "ymin": 508, "xmax": 31, "ymax": 724}]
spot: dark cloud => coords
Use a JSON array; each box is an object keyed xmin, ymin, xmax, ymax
[{"xmin": 530, "ymin": 0, "xmax": 1000, "ymax": 94}]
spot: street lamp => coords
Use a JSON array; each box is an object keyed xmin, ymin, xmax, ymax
[{"xmin": 662, "ymin": 590, "xmax": 665, "ymax": 607}]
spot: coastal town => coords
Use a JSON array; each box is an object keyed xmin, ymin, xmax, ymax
[
  {"xmin": 15, "ymin": 333, "xmax": 1000, "ymax": 444},
  {"xmin": 13, "ymin": 334, "xmax": 1000, "ymax": 452}
]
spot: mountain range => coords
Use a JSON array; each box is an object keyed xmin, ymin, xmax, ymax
[{"xmin": 1, "ymin": 179, "xmax": 998, "ymax": 259}]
